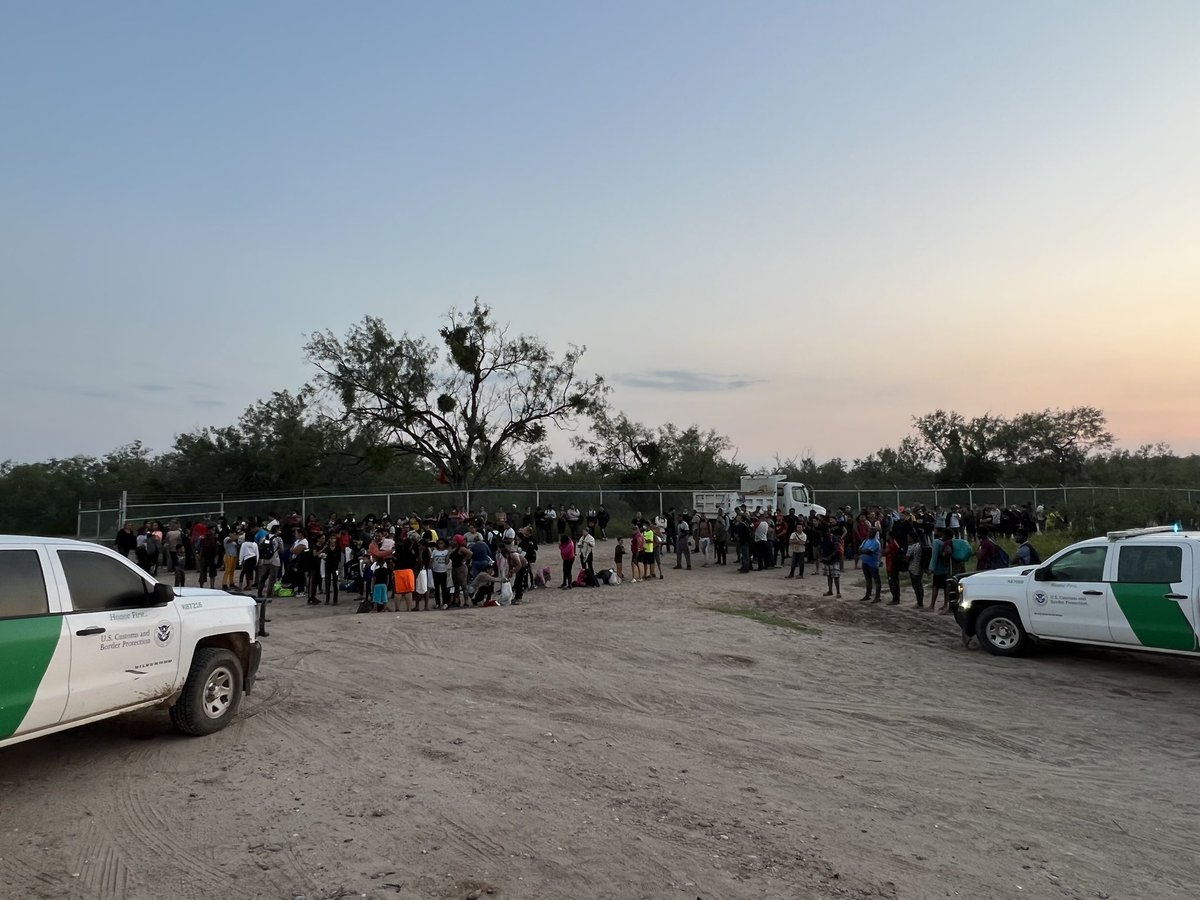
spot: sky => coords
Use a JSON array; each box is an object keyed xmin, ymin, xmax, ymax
[{"xmin": 2, "ymin": 1, "xmax": 1198, "ymax": 470}]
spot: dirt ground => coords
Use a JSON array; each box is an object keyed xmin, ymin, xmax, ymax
[{"xmin": 3, "ymin": 548, "xmax": 1200, "ymax": 900}]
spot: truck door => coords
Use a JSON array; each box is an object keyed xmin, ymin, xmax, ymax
[
  {"xmin": 1028, "ymin": 544, "xmax": 1111, "ymax": 641},
  {"xmin": 1108, "ymin": 543, "xmax": 1198, "ymax": 652},
  {"xmin": 0, "ymin": 546, "xmax": 70, "ymax": 742},
  {"xmin": 53, "ymin": 548, "xmax": 182, "ymax": 723}
]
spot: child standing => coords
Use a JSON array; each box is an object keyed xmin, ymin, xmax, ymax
[
  {"xmin": 629, "ymin": 529, "xmax": 644, "ymax": 582},
  {"xmin": 559, "ymin": 534, "xmax": 576, "ymax": 589},
  {"xmin": 613, "ymin": 537, "xmax": 626, "ymax": 582},
  {"xmin": 173, "ymin": 545, "xmax": 186, "ymax": 588}
]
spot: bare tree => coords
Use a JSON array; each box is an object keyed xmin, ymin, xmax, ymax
[{"xmin": 304, "ymin": 299, "xmax": 606, "ymax": 489}]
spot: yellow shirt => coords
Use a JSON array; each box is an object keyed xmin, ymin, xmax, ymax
[{"xmin": 643, "ymin": 528, "xmax": 655, "ymax": 552}]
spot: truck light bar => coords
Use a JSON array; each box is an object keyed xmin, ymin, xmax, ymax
[{"xmin": 1106, "ymin": 523, "xmax": 1183, "ymax": 540}]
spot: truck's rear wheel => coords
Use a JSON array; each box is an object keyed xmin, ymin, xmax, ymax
[
  {"xmin": 975, "ymin": 606, "xmax": 1030, "ymax": 657},
  {"xmin": 170, "ymin": 647, "xmax": 244, "ymax": 735}
]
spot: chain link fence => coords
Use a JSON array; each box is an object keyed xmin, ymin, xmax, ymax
[{"xmin": 79, "ymin": 483, "xmax": 1200, "ymax": 540}]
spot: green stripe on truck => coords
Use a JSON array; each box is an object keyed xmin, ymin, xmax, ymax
[
  {"xmin": 0, "ymin": 618, "xmax": 63, "ymax": 739},
  {"xmin": 1110, "ymin": 583, "xmax": 1198, "ymax": 652}
]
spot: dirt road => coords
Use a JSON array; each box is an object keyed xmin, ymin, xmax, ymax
[{"xmin": 3, "ymin": 557, "xmax": 1199, "ymax": 899}]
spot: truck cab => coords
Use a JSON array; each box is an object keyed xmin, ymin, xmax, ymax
[
  {"xmin": 954, "ymin": 526, "xmax": 1200, "ymax": 659},
  {"xmin": 0, "ymin": 536, "xmax": 261, "ymax": 749}
]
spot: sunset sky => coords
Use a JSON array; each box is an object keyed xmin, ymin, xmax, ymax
[{"xmin": 2, "ymin": 2, "xmax": 1198, "ymax": 469}]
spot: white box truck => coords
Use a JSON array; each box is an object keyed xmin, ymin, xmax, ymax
[{"xmin": 692, "ymin": 474, "xmax": 825, "ymax": 518}]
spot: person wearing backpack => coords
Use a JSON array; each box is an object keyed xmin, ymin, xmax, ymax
[
  {"xmin": 1014, "ymin": 531, "xmax": 1042, "ymax": 566},
  {"xmin": 931, "ymin": 529, "xmax": 954, "ymax": 614},
  {"xmin": 256, "ymin": 527, "xmax": 282, "ymax": 598},
  {"xmin": 977, "ymin": 531, "xmax": 1010, "ymax": 570}
]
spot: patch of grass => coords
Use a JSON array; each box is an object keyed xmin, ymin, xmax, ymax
[{"xmin": 708, "ymin": 605, "xmax": 821, "ymax": 635}]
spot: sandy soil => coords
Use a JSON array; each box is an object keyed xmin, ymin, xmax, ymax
[{"xmin": 3, "ymin": 548, "xmax": 1200, "ymax": 900}]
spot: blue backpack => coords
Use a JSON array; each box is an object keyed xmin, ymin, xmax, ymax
[{"xmin": 991, "ymin": 543, "xmax": 1010, "ymax": 569}]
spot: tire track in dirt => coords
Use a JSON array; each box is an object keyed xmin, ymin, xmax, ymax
[
  {"xmin": 114, "ymin": 784, "xmax": 242, "ymax": 899},
  {"xmin": 73, "ymin": 817, "xmax": 131, "ymax": 900}
]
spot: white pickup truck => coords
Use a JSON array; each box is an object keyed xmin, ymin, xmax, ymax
[
  {"xmin": 0, "ymin": 536, "xmax": 262, "ymax": 749},
  {"xmin": 954, "ymin": 526, "xmax": 1200, "ymax": 659}
]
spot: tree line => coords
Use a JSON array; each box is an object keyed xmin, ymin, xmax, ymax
[{"xmin": 3, "ymin": 300, "xmax": 1198, "ymax": 535}]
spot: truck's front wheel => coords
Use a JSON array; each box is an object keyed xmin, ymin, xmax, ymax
[
  {"xmin": 170, "ymin": 647, "xmax": 244, "ymax": 735},
  {"xmin": 975, "ymin": 605, "xmax": 1030, "ymax": 657}
]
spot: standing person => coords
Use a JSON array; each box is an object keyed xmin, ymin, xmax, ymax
[
  {"xmin": 307, "ymin": 536, "xmax": 328, "ymax": 605},
  {"xmin": 629, "ymin": 528, "xmax": 644, "ymax": 583},
  {"xmin": 674, "ymin": 517, "xmax": 692, "ymax": 569},
  {"xmin": 198, "ymin": 529, "xmax": 220, "ymax": 588},
  {"xmin": 222, "ymin": 532, "xmax": 239, "ymax": 590},
  {"xmin": 713, "ymin": 509, "xmax": 730, "ymax": 566},
  {"xmin": 906, "ymin": 537, "xmax": 925, "ymax": 608},
  {"xmin": 559, "ymin": 534, "xmax": 576, "ymax": 589},
  {"xmin": 653, "ymin": 525, "xmax": 666, "ymax": 579},
  {"xmin": 256, "ymin": 527, "xmax": 282, "ymax": 598},
  {"xmin": 774, "ymin": 513, "xmax": 789, "ymax": 566},
  {"xmin": 166, "ymin": 522, "xmax": 183, "ymax": 572},
  {"xmin": 820, "ymin": 529, "xmax": 844, "ymax": 598},
  {"xmin": 392, "ymin": 533, "xmax": 420, "ymax": 612},
  {"xmin": 565, "ymin": 503, "xmax": 582, "ymax": 540},
  {"xmin": 450, "ymin": 536, "xmax": 472, "ymax": 606},
  {"xmin": 143, "ymin": 528, "xmax": 161, "ymax": 576},
  {"xmin": 237, "ymin": 533, "xmax": 259, "ymax": 591},
  {"xmin": 115, "ymin": 522, "xmax": 137, "ymax": 559},
  {"xmin": 643, "ymin": 524, "xmax": 661, "ymax": 580},
  {"xmin": 597, "ymin": 505, "xmax": 610, "ymax": 540},
  {"xmin": 884, "ymin": 532, "xmax": 903, "ymax": 605},
  {"xmin": 516, "ymin": 527, "xmax": 538, "ymax": 599},
  {"xmin": 733, "ymin": 514, "xmax": 753, "ymax": 573},
  {"xmin": 613, "ymin": 537, "xmax": 626, "ymax": 582},
  {"xmin": 367, "ymin": 529, "xmax": 391, "ymax": 595},
  {"xmin": 786, "ymin": 524, "xmax": 807, "ymax": 578},
  {"xmin": 858, "ymin": 528, "xmax": 882, "ymax": 603},
  {"xmin": 173, "ymin": 545, "xmax": 187, "ymax": 588},
  {"xmin": 753, "ymin": 515, "xmax": 771, "ymax": 571},
  {"xmin": 576, "ymin": 527, "xmax": 596, "ymax": 585},
  {"xmin": 932, "ymin": 530, "xmax": 954, "ymax": 613},
  {"xmin": 696, "ymin": 515, "xmax": 712, "ymax": 567},
  {"xmin": 1014, "ymin": 531, "xmax": 1041, "ymax": 566},
  {"xmin": 322, "ymin": 535, "xmax": 340, "ymax": 606}
]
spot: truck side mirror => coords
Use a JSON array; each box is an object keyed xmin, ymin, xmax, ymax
[
  {"xmin": 1033, "ymin": 566, "xmax": 1050, "ymax": 582},
  {"xmin": 150, "ymin": 582, "xmax": 174, "ymax": 606}
]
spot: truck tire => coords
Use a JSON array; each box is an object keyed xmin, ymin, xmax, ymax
[
  {"xmin": 974, "ymin": 605, "xmax": 1030, "ymax": 657},
  {"xmin": 170, "ymin": 647, "xmax": 244, "ymax": 736}
]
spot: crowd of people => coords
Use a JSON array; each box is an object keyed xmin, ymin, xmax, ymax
[{"xmin": 112, "ymin": 499, "xmax": 1045, "ymax": 623}]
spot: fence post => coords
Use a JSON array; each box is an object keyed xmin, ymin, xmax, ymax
[
  {"xmin": 386, "ymin": 494, "xmax": 392, "ymax": 517},
  {"xmin": 96, "ymin": 500, "xmax": 102, "ymax": 540},
  {"xmin": 76, "ymin": 501, "xmax": 83, "ymax": 540},
  {"xmin": 466, "ymin": 488, "xmax": 471, "ymax": 515},
  {"xmin": 1001, "ymin": 484, "xmax": 1007, "ymax": 507},
  {"xmin": 894, "ymin": 485, "xmax": 900, "ymax": 510},
  {"xmin": 856, "ymin": 487, "xmax": 862, "ymax": 511},
  {"xmin": 301, "ymin": 490, "xmax": 306, "ymax": 521},
  {"xmin": 219, "ymin": 492, "xmax": 225, "ymax": 518},
  {"xmin": 967, "ymin": 485, "xmax": 974, "ymax": 508},
  {"xmin": 119, "ymin": 490, "xmax": 127, "ymax": 528},
  {"xmin": 933, "ymin": 485, "xmax": 939, "ymax": 507},
  {"xmin": 658, "ymin": 485, "xmax": 663, "ymax": 515},
  {"xmin": 598, "ymin": 486, "xmax": 603, "ymax": 506},
  {"xmin": 535, "ymin": 485, "xmax": 541, "ymax": 506},
  {"xmin": 1032, "ymin": 485, "xmax": 1037, "ymax": 509}
]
